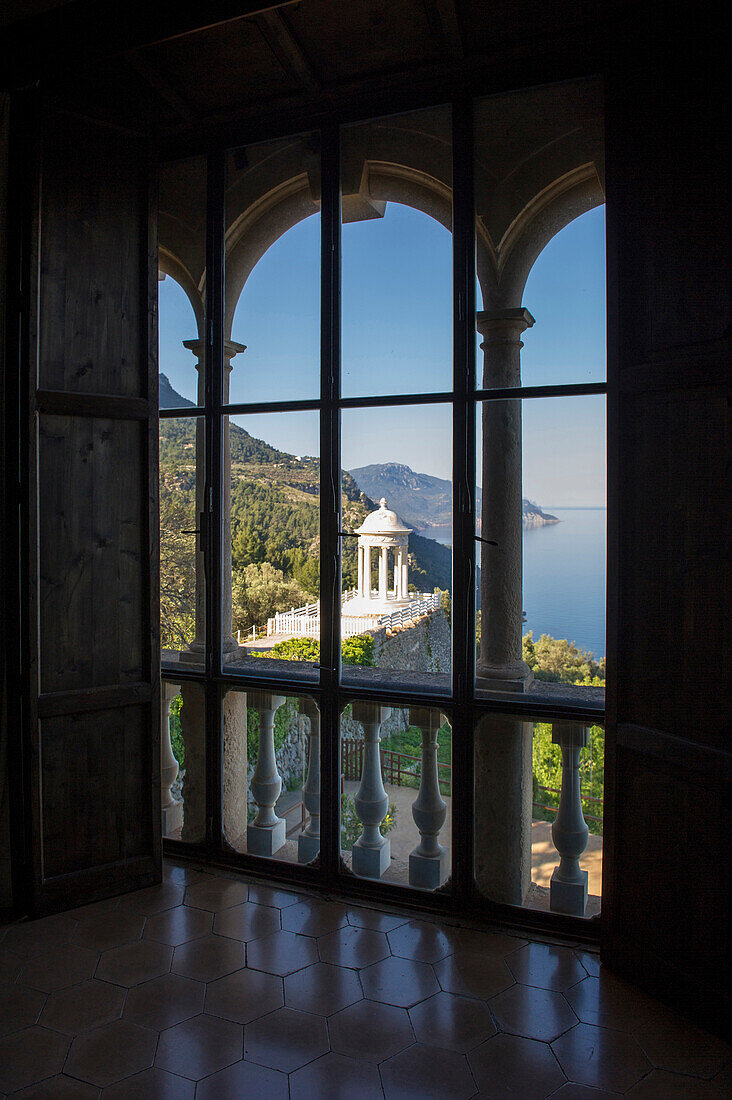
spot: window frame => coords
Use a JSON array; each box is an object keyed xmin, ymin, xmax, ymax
[{"xmin": 159, "ymin": 90, "xmax": 607, "ymax": 941}]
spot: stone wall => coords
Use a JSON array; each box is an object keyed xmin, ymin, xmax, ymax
[{"xmin": 372, "ymin": 609, "xmax": 450, "ymax": 675}]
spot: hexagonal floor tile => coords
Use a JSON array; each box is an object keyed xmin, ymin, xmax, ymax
[
  {"xmin": 434, "ymin": 948, "xmax": 515, "ymax": 1000},
  {"xmin": 290, "ymin": 1052, "xmax": 384, "ymax": 1100},
  {"xmin": 1, "ymin": 914, "xmax": 78, "ymax": 961},
  {"xmin": 143, "ymin": 905, "xmax": 212, "ymax": 946},
  {"xmin": 155, "ymin": 1014, "xmax": 243, "ymax": 1080},
  {"xmin": 346, "ymin": 905, "xmax": 409, "ymax": 933},
  {"xmin": 285, "ymin": 962, "xmax": 362, "ymax": 1015},
  {"xmin": 387, "ymin": 919, "xmax": 457, "ymax": 964},
  {"xmin": 196, "ymin": 1058, "xmax": 289, "ymax": 1100},
  {"xmin": 244, "ymin": 1006, "xmax": 328, "ymax": 1072},
  {"xmin": 123, "ymin": 973, "xmax": 205, "ymax": 1030},
  {"xmin": 72, "ymin": 910, "xmax": 145, "ymax": 952},
  {"xmin": 0, "ymin": 982, "xmax": 46, "ymax": 1038},
  {"xmin": 245, "ymin": 884, "xmax": 302, "ymax": 909},
  {"xmin": 627, "ymin": 1069, "xmax": 724, "ymax": 1098},
  {"xmin": 115, "ymin": 883, "xmax": 185, "ymax": 916},
  {"xmin": 468, "ymin": 1033, "xmax": 566, "ymax": 1098},
  {"xmin": 506, "ymin": 941, "xmax": 587, "ymax": 991},
  {"xmin": 329, "ymin": 998, "xmax": 414, "ymax": 1063},
  {"xmin": 205, "ymin": 968, "xmax": 284, "ymax": 1025},
  {"xmin": 380, "ymin": 1042, "xmax": 477, "ymax": 1100},
  {"xmin": 65, "ymin": 1020, "xmax": 157, "ymax": 1088},
  {"xmin": 246, "ymin": 929, "xmax": 319, "ymax": 976},
  {"xmin": 19, "ymin": 945, "xmax": 99, "ymax": 993},
  {"xmin": 101, "ymin": 1066, "xmax": 196, "ymax": 1098},
  {"xmin": 550, "ymin": 1085, "xmax": 623, "ymax": 1099},
  {"xmin": 318, "ymin": 925, "xmax": 390, "ymax": 969},
  {"xmin": 12, "ymin": 1073, "xmax": 99, "ymax": 1098},
  {"xmin": 454, "ymin": 928, "xmax": 526, "ymax": 957},
  {"xmin": 0, "ymin": 946, "xmax": 22, "ymax": 983},
  {"xmin": 409, "ymin": 990, "xmax": 496, "ymax": 1052},
  {"xmin": 39, "ymin": 979, "xmax": 124, "ymax": 1034},
  {"xmin": 490, "ymin": 982, "xmax": 578, "ymax": 1042},
  {"xmin": 183, "ymin": 878, "xmax": 249, "ymax": 912},
  {"xmin": 632, "ymin": 1010, "xmax": 732, "ymax": 1078},
  {"xmin": 171, "ymin": 933, "xmax": 245, "ymax": 983},
  {"xmin": 0, "ymin": 1025, "xmax": 70, "ymax": 1093},
  {"xmin": 552, "ymin": 1022, "xmax": 652, "ymax": 1093},
  {"xmin": 281, "ymin": 898, "xmax": 350, "ymax": 937},
  {"xmin": 96, "ymin": 939, "xmax": 172, "ymax": 987},
  {"xmin": 360, "ymin": 954, "xmax": 439, "ymax": 1008},
  {"xmin": 213, "ymin": 902, "xmax": 281, "ymax": 942}
]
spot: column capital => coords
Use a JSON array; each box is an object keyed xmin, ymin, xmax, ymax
[
  {"xmin": 182, "ymin": 338, "xmax": 247, "ymax": 366},
  {"xmin": 476, "ymin": 307, "xmax": 535, "ymax": 340}
]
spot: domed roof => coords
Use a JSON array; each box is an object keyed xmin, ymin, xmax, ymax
[{"xmin": 355, "ymin": 498, "xmax": 412, "ymax": 536}]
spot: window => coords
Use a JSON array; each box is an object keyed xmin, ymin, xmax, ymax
[{"xmin": 158, "ymin": 79, "xmax": 606, "ymax": 920}]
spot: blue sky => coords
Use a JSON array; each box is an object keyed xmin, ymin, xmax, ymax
[{"xmin": 159, "ymin": 202, "xmax": 606, "ymax": 506}]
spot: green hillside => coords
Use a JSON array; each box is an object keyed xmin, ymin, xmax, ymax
[{"xmin": 158, "ymin": 380, "xmax": 451, "ymax": 646}]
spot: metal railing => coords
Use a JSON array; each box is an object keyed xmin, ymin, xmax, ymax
[{"xmin": 266, "ymin": 590, "xmax": 441, "ymax": 638}]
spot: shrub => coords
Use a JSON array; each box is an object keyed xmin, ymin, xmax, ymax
[
  {"xmin": 340, "ymin": 792, "xmax": 397, "ymax": 850},
  {"xmin": 257, "ymin": 633, "xmax": 375, "ymax": 667}
]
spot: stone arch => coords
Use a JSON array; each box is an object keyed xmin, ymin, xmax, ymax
[{"xmin": 158, "ymin": 246, "xmax": 205, "ymax": 337}]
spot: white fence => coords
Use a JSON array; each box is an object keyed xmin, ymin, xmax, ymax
[{"xmin": 267, "ymin": 590, "xmax": 441, "ymax": 639}]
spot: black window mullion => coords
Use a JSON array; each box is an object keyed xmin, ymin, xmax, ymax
[
  {"xmin": 319, "ymin": 121, "xmax": 341, "ymax": 882},
  {"xmin": 205, "ymin": 149, "xmax": 225, "ymax": 851},
  {"xmin": 450, "ymin": 94, "xmax": 476, "ymax": 902}
]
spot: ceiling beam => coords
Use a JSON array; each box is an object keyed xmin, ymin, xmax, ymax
[
  {"xmin": 254, "ymin": 9, "xmax": 320, "ymax": 92},
  {"xmin": 1, "ymin": 0, "xmax": 298, "ymax": 90},
  {"xmin": 423, "ymin": 0, "xmax": 464, "ymax": 64}
]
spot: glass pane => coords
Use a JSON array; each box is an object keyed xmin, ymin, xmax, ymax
[
  {"xmin": 474, "ymin": 712, "xmax": 603, "ymax": 918},
  {"xmin": 159, "ymin": 414, "xmax": 205, "ymax": 667},
  {"xmin": 222, "ymin": 411, "xmax": 320, "ymax": 683},
  {"xmin": 474, "ymin": 79, "xmax": 605, "ymax": 388},
  {"xmin": 222, "ymin": 689, "xmax": 320, "ymax": 867},
  {"xmin": 341, "ymin": 105, "xmax": 453, "ymax": 398},
  {"xmin": 475, "ymin": 396, "xmax": 605, "ymax": 707},
  {"xmin": 225, "ymin": 134, "xmax": 320, "ymax": 404},
  {"xmin": 341, "ymin": 701, "xmax": 452, "ymax": 891},
  {"xmin": 158, "ymin": 156, "xmax": 207, "ymax": 406},
  {"xmin": 341, "ymin": 404, "xmax": 452, "ymax": 694},
  {"xmin": 161, "ymin": 680, "xmax": 206, "ymax": 843}
]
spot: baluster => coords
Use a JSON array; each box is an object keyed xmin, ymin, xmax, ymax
[
  {"xmin": 298, "ymin": 698, "xmax": 321, "ymax": 863},
  {"xmin": 247, "ymin": 691, "xmax": 286, "ymax": 856},
  {"xmin": 409, "ymin": 707, "xmax": 449, "ymax": 888},
  {"xmin": 351, "ymin": 701, "xmax": 392, "ymax": 878},
  {"xmin": 161, "ymin": 681, "xmax": 183, "ymax": 836},
  {"xmin": 550, "ymin": 721, "xmax": 590, "ymax": 915}
]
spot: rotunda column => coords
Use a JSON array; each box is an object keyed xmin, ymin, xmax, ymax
[
  {"xmin": 378, "ymin": 546, "xmax": 388, "ymax": 601},
  {"xmin": 364, "ymin": 544, "xmax": 372, "ymax": 599},
  {"xmin": 476, "ymin": 307, "xmax": 534, "ymax": 692}
]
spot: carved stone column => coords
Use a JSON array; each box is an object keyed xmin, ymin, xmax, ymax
[
  {"xmin": 161, "ymin": 681, "xmax": 183, "ymax": 837},
  {"xmin": 409, "ymin": 707, "xmax": 449, "ymax": 889},
  {"xmin": 475, "ymin": 307, "xmax": 534, "ymax": 692},
  {"xmin": 550, "ymin": 722, "xmax": 590, "ymax": 916},
  {"xmin": 351, "ymin": 701, "xmax": 391, "ymax": 878},
  {"xmin": 298, "ymin": 698, "xmax": 321, "ymax": 863},
  {"xmin": 247, "ymin": 692, "xmax": 286, "ymax": 855},
  {"xmin": 222, "ymin": 690, "xmax": 248, "ymax": 847}
]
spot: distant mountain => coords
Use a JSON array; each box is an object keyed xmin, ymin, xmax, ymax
[
  {"xmin": 349, "ymin": 461, "xmax": 558, "ymax": 529},
  {"xmin": 159, "ymin": 373, "xmax": 195, "ymax": 409}
]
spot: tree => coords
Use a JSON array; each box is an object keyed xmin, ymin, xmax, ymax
[
  {"xmin": 159, "ymin": 490, "xmax": 196, "ymax": 650},
  {"xmin": 523, "ymin": 631, "xmax": 605, "ymax": 685},
  {"xmin": 232, "ymin": 562, "xmax": 309, "ymax": 635}
]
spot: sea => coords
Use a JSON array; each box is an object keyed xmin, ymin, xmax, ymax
[{"xmin": 421, "ymin": 508, "xmax": 606, "ymax": 660}]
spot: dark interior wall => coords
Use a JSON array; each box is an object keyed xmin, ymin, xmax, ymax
[
  {"xmin": 0, "ymin": 92, "xmax": 11, "ymax": 912},
  {"xmin": 602, "ymin": 15, "xmax": 731, "ymax": 1028}
]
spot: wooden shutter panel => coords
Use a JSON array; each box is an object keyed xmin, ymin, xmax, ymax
[{"xmin": 23, "ymin": 95, "xmax": 160, "ymax": 913}]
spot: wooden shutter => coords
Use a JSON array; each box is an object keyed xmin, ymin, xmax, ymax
[
  {"xmin": 602, "ymin": 44, "xmax": 731, "ymax": 1033},
  {"xmin": 22, "ymin": 94, "xmax": 160, "ymax": 913}
]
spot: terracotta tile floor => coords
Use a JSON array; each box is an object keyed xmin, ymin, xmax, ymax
[{"xmin": 0, "ymin": 861, "xmax": 729, "ymax": 1098}]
